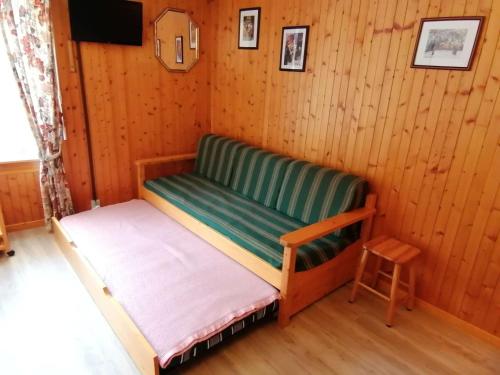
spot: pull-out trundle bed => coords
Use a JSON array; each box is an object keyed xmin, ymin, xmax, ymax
[{"xmin": 53, "ymin": 200, "xmax": 279, "ymax": 375}]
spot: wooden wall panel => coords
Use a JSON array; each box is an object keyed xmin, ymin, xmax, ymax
[
  {"xmin": 52, "ymin": 0, "xmax": 211, "ymax": 207},
  {"xmin": 210, "ymin": 0, "xmax": 500, "ymax": 336},
  {"xmin": 51, "ymin": 0, "xmax": 500, "ymax": 337},
  {"xmin": 0, "ymin": 162, "xmax": 44, "ymax": 229}
]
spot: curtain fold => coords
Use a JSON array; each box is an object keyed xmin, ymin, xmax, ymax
[{"xmin": 0, "ymin": 0, "xmax": 74, "ymax": 223}]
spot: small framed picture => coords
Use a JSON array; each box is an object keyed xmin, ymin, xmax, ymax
[
  {"xmin": 238, "ymin": 7, "xmax": 260, "ymax": 49},
  {"xmin": 175, "ymin": 36, "xmax": 183, "ymax": 64},
  {"xmin": 280, "ymin": 26, "xmax": 309, "ymax": 72},
  {"xmin": 189, "ymin": 21, "xmax": 198, "ymax": 50},
  {"xmin": 411, "ymin": 17, "xmax": 484, "ymax": 70}
]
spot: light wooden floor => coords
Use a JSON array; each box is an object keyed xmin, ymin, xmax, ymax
[{"xmin": 0, "ymin": 228, "xmax": 499, "ymax": 375}]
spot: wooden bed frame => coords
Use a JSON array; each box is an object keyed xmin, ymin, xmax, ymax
[
  {"xmin": 136, "ymin": 154, "xmax": 377, "ymax": 326},
  {"xmin": 52, "ymin": 218, "xmax": 160, "ymax": 375}
]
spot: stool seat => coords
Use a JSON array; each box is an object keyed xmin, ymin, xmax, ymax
[
  {"xmin": 350, "ymin": 235, "xmax": 421, "ymax": 327},
  {"xmin": 363, "ymin": 235, "xmax": 420, "ymax": 264}
]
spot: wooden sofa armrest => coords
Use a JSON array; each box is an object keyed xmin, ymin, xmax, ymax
[
  {"xmin": 280, "ymin": 206, "xmax": 376, "ymax": 248},
  {"xmin": 135, "ymin": 153, "xmax": 197, "ymax": 167},
  {"xmin": 278, "ymin": 194, "xmax": 376, "ymax": 326},
  {"xmin": 135, "ymin": 153, "xmax": 197, "ymax": 197}
]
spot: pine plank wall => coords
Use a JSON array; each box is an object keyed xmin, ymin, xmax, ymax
[
  {"xmin": 51, "ymin": 0, "xmax": 212, "ymax": 211},
  {"xmin": 208, "ymin": 0, "xmax": 500, "ymax": 336},
  {"xmin": 46, "ymin": 0, "xmax": 500, "ymax": 337}
]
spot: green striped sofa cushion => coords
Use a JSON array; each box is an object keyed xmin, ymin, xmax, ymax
[
  {"xmin": 144, "ymin": 174, "xmax": 352, "ymax": 271},
  {"xmin": 276, "ymin": 160, "xmax": 368, "ymax": 231},
  {"xmin": 194, "ymin": 134, "xmax": 246, "ymax": 186},
  {"xmin": 229, "ymin": 146, "xmax": 293, "ymax": 208}
]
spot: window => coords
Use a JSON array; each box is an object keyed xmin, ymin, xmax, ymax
[{"xmin": 0, "ymin": 35, "xmax": 39, "ymax": 162}]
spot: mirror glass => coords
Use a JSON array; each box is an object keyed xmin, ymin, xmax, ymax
[{"xmin": 155, "ymin": 9, "xmax": 199, "ymax": 72}]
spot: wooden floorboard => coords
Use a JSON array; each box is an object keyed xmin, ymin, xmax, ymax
[{"xmin": 1, "ymin": 228, "xmax": 499, "ymax": 375}]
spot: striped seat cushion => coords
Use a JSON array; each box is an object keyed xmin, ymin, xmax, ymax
[
  {"xmin": 276, "ymin": 160, "xmax": 368, "ymax": 235},
  {"xmin": 194, "ymin": 134, "xmax": 246, "ymax": 186},
  {"xmin": 229, "ymin": 146, "xmax": 292, "ymax": 208},
  {"xmin": 144, "ymin": 174, "xmax": 352, "ymax": 271}
]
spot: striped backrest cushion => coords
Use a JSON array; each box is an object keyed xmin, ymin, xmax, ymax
[
  {"xmin": 194, "ymin": 134, "xmax": 246, "ymax": 186},
  {"xmin": 229, "ymin": 146, "xmax": 293, "ymax": 208},
  {"xmin": 276, "ymin": 160, "xmax": 368, "ymax": 226}
]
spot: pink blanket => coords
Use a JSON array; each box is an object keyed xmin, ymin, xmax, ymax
[{"xmin": 60, "ymin": 200, "xmax": 279, "ymax": 368}]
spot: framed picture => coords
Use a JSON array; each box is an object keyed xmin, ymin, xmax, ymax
[
  {"xmin": 238, "ymin": 7, "xmax": 260, "ymax": 49},
  {"xmin": 189, "ymin": 21, "xmax": 198, "ymax": 50},
  {"xmin": 280, "ymin": 26, "xmax": 309, "ymax": 72},
  {"xmin": 175, "ymin": 36, "xmax": 183, "ymax": 64},
  {"xmin": 411, "ymin": 17, "xmax": 484, "ymax": 70}
]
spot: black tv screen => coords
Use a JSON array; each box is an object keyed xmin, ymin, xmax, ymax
[{"xmin": 69, "ymin": 0, "xmax": 143, "ymax": 46}]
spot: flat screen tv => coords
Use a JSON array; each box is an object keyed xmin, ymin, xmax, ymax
[{"xmin": 69, "ymin": 0, "xmax": 143, "ymax": 46}]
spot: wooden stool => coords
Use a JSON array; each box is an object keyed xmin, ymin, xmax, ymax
[{"xmin": 349, "ymin": 235, "xmax": 420, "ymax": 327}]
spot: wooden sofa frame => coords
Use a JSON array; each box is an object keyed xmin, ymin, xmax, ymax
[
  {"xmin": 136, "ymin": 153, "xmax": 377, "ymax": 326},
  {"xmin": 51, "ymin": 153, "xmax": 375, "ymax": 375}
]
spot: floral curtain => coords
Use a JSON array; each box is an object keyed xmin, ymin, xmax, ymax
[{"xmin": 0, "ymin": 0, "xmax": 74, "ymax": 223}]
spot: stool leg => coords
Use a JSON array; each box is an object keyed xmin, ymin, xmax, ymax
[
  {"xmin": 407, "ymin": 263, "xmax": 416, "ymax": 311},
  {"xmin": 349, "ymin": 249, "xmax": 369, "ymax": 303},
  {"xmin": 386, "ymin": 264, "xmax": 401, "ymax": 327},
  {"xmin": 371, "ymin": 257, "xmax": 383, "ymax": 288}
]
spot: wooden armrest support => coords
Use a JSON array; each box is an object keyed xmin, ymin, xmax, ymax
[
  {"xmin": 135, "ymin": 153, "xmax": 197, "ymax": 167},
  {"xmin": 280, "ymin": 206, "xmax": 376, "ymax": 247},
  {"xmin": 135, "ymin": 153, "xmax": 197, "ymax": 198}
]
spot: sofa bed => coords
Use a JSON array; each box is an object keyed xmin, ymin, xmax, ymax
[
  {"xmin": 137, "ymin": 134, "xmax": 377, "ymax": 325},
  {"xmin": 52, "ymin": 133, "xmax": 376, "ymax": 374},
  {"xmin": 53, "ymin": 200, "xmax": 279, "ymax": 375}
]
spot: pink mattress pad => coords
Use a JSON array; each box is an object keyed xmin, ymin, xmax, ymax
[{"xmin": 60, "ymin": 199, "xmax": 279, "ymax": 368}]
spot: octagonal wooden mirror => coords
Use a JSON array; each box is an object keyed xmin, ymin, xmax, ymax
[{"xmin": 154, "ymin": 9, "xmax": 199, "ymax": 72}]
